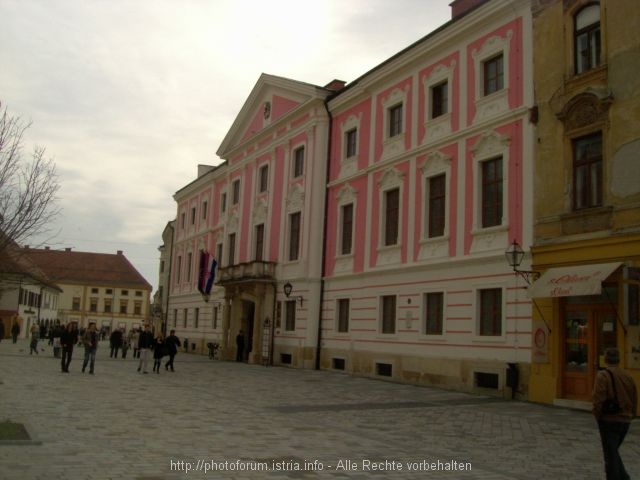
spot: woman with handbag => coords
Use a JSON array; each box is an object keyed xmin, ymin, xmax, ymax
[{"xmin": 592, "ymin": 348, "xmax": 638, "ymax": 480}]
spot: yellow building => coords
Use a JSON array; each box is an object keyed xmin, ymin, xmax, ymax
[{"xmin": 529, "ymin": 0, "xmax": 640, "ymax": 407}]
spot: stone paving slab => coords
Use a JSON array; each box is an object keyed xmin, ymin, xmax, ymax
[{"xmin": 1, "ymin": 339, "xmax": 639, "ymax": 479}]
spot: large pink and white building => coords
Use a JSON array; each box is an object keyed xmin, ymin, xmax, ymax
[{"xmin": 165, "ymin": 0, "xmax": 535, "ymax": 397}]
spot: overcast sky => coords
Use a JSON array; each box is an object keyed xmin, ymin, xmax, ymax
[{"xmin": 0, "ymin": 0, "xmax": 452, "ymax": 291}]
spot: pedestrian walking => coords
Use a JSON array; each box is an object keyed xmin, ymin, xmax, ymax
[
  {"xmin": 60, "ymin": 322, "xmax": 79, "ymax": 373},
  {"xmin": 592, "ymin": 347, "xmax": 638, "ymax": 480},
  {"xmin": 137, "ymin": 324, "xmax": 154, "ymax": 374},
  {"xmin": 11, "ymin": 319, "xmax": 20, "ymax": 343},
  {"xmin": 81, "ymin": 322, "xmax": 98, "ymax": 374},
  {"xmin": 109, "ymin": 328, "xmax": 123, "ymax": 358},
  {"xmin": 152, "ymin": 334, "xmax": 167, "ymax": 374},
  {"xmin": 121, "ymin": 336, "xmax": 130, "ymax": 359},
  {"xmin": 29, "ymin": 324, "xmax": 39, "ymax": 355},
  {"xmin": 164, "ymin": 329, "xmax": 181, "ymax": 372},
  {"xmin": 130, "ymin": 328, "xmax": 140, "ymax": 359}
]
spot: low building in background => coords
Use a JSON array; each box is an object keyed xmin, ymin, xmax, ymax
[{"xmin": 24, "ymin": 247, "xmax": 152, "ymax": 335}]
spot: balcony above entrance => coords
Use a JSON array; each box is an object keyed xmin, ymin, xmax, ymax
[{"xmin": 217, "ymin": 261, "xmax": 276, "ymax": 286}]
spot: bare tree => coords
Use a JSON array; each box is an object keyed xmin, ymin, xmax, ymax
[{"xmin": 0, "ymin": 102, "xmax": 60, "ymax": 256}]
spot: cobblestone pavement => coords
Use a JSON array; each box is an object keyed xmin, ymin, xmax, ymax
[{"xmin": 1, "ymin": 339, "xmax": 639, "ymax": 480}]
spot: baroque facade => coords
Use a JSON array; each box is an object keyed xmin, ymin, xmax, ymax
[
  {"xmin": 166, "ymin": 0, "xmax": 537, "ymax": 399},
  {"xmin": 528, "ymin": 0, "xmax": 640, "ymax": 407}
]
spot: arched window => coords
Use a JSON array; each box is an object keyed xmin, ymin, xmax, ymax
[{"xmin": 575, "ymin": 4, "xmax": 601, "ymax": 74}]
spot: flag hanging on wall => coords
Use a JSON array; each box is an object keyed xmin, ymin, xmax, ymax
[{"xmin": 198, "ymin": 250, "xmax": 217, "ymax": 297}]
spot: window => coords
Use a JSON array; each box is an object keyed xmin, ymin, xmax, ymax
[
  {"xmin": 135, "ymin": 291, "xmax": 142, "ymax": 297},
  {"xmin": 285, "ymin": 300, "xmax": 296, "ymax": 331},
  {"xmin": 106, "ymin": 289, "xmax": 113, "ymax": 295},
  {"xmin": 181, "ymin": 212, "xmax": 185, "ymax": 229},
  {"xmin": 381, "ymin": 295, "xmax": 396, "ymax": 334},
  {"xmin": 228, "ymin": 233, "xmax": 236, "ymax": 266},
  {"xmin": 160, "ymin": 260, "xmax": 165, "ymax": 274},
  {"xmin": 213, "ymin": 306, "xmax": 219, "ymax": 330},
  {"xmin": 104, "ymin": 299, "xmax": 112, "ymax": 313},
  {"xmin": 573, "ymin": 132, "xmax": 602, "ymax": 210},
  {"xmin": 90, "ymin": 298, "xmax": 98, "ymax": 312},
  {"xmin": 183, "ymin": 308, "xmax": 188, "ymax": 328},
  {"xmin": 483, "ymin": 54, "xmax": 504, "ymax": 96},
  {"xmin": 121, "ymin": 290, "xmax": 128, "ymax": 296},
  {"xmin": 337, "ymin": 299, "xmax": 350, "ymax": 333},
  {"xmin": 384, "ymin": 188, "xmax": 400, "ymax": 246},
  {"xmin": 72, "ymin": 297, "xmax": 80, "ymax": 311},
  {"xmin": 187, "ymin": 252, "xmax": 192, "ymax": 281},
  {"xmin": 134, "ymin": 302, "xmax": 141, "ymax": 315},
  {"xmin": 388, "ymin": 104, "xmax": 403, "ymax": 137},
  {"xmin": 428, "ymin": 174, "xmax": 446, "ymax": 238},
  {"xmin": 254, "ymin": 224, "xmax": 264, "ymax": 261},
  {"xmin": 119, "ymin": 301, "xmax": 127, "ymax": 314},
  {"xmin": 425, "ymin": 292, "xmax": 444, "ymax": 335},
  {"xmin": 288, "ymin": 212, "xmax": 301, "ymax": 261},
  {"xmin": 259, "ymin": 164, "xmax": 269, "ymax": 192},
  {"xmin": 340, "ymin": 203, "xmax": 353, "ymax": 255},
  {"xmin": 575, "ymin": 4, "xmax": 601, "ymax": 74},
  {"xmin": 173, "ymin": 309, "xmax": 177, "ymax": 328},
  {"xmin": 481, "ymin": 157, "xmax": 503, "ymax": 228},
  {"xmin": 190, "ymin": 206, "xmax": 196, "ymax": 225},
  {"xmin": 431, "ymin": 81, "xmax": 448, "ymax": 118},
  {"xmin": 221, "ymin": 192, "xmax": 227, "ymax": 213},
  {"xmin": 479, "ymin": 288, "xmax": 502, "ymax": 336},
  {"xmin": 232, "ymin": 180, "xmax": 240, "ymax": 205},
  {"xmin": 216, "ymin": 243, "xmax": 223, "ymax": 265},
  {"xmin": 345, "ymin": 128, "xmax": 357, "ymax": 158},
  {"xmin": 176, "ymin": 256, "xmax": 182, "ymax": 283},
  {"xmin": 293, "ymin": 146, "xmax": 305, "ymax": 177},
  {"xmin": 195, "ymin": 308, "xmax": 199, "ymax": 329},
  {"xmin": 202, "ymin": 200, "xmax": 208, "ymax": 220},
  {"xmin": 91, "ymin": 288, "xmax": 99, "ymax": 294}
]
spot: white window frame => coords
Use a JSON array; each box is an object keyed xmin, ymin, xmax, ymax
[
  {"xmin": 381, "ymin": 87, "xmax": 408, "ymax": 160},
  {"xmin": 339, "ymin": 114, "xmax": 362, "ymax": 178},
  {"xmin": 422, "ymin": 290, "xmax": 446, "ymax": 337},
  {"xmin": 470, "ymin": 130, "xmax": 510, "ymax": 254},
  {"xmin": 376, "ymin": 167, "xmax": 403, "ymax": 265},
  {"xmin": 472, "ymin": 30, "xmax": 512, "ymax": 123},
  {"xmin": 423, "ymin": 61, "xmax": 455, "ymax": 143},
  {"xmin": 473, "ymin": 284, "xmax": 506, "ymax": 342}
]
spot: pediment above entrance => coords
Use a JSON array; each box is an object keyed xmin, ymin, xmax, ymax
[{"xmin": 217, "ymin": 73, "xmax": 329, "ymax": 159}]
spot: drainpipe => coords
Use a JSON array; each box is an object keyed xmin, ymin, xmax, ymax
[{"xmin": 315, "ymin": 96, "xmax": 334, "ymax": 370}]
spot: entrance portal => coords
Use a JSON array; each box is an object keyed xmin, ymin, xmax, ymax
[
  {"xmin": 240, "ymin": 301, "xmax": 255, "ymax": 362},
  {"xmin": 561, "ymin": 293, "xmax": 618, "ymax": 399}
]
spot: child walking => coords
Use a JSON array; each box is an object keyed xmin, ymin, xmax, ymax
[{"xmin": 152, "ymin": 334, "xmax": 167, "ymax": 374}]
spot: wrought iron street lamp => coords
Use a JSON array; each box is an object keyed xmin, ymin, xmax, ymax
[
  {"xmin": 283, "ymin": 281, "xmax": 303, "ymax": 307},
  {"xmin": 505, "ymin": 240, "xmax": 538, "ymax": 284}
]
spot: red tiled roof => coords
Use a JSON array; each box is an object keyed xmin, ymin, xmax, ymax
[
  {"xmin": 0, "ymin": 242, "xmax": 61, "ymax": 291},
  {"xmin": 23, "ymin": 248, "xmax": 152, "ymax": 290}
]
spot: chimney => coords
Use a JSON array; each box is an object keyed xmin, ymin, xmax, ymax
[
  {"xmin": 324, "ymin": 79, "xmax": 346, "ymax": 91},
  {"xmin": 44, "ymin": 246, "xmax": 50, "ymax": 250},
  {"xmin": 117, "ymin": 250, "xmax": 123, "ymax": 255},
  {"xmin": 65, "ymin": 247, "xmax": 72, "ymax": 252},
  {"xmin": 450, "ymin": 0, "xmax": 488, "ymax": 19}
]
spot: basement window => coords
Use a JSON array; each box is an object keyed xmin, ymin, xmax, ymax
[
  {"xmin": 332, "ymin": 358, "xmax": 346, "ymax": 370},
  {"xmin": 474, "ymin": 371, "xmax": 499, "ymax": 389},
  {"xmin": 375, "ymin": 362, "xmax": 393, "ymax": 377},
  {"xmin": 280, "ymin": 353, "xmax": 292, "ymax": 365}
]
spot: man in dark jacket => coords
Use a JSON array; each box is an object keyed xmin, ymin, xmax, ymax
[
  {"xmin": 109, "ymin": 328, "xmax": 123, "ymax": 358},
  {"xmin": 137, "ymin": 324, "xmax": 154, "ymax": 374},
  {"xmin": 592, "ymin": 347, "xmax": 638, "ymax": 480},
  {"xmin": 11, "ymin": 320, "xmax": 20, "ymax": 343},
  {"xmin": 164, "ymin": 329, "xmax": 182, "ymax": 372},
  {"xmin": 60, "ymin": 322, "xmax": 79, "ymax": 373},
  {"xmin": 81, "ymin": 322, "xmax": 98, "ymax": 374}
]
